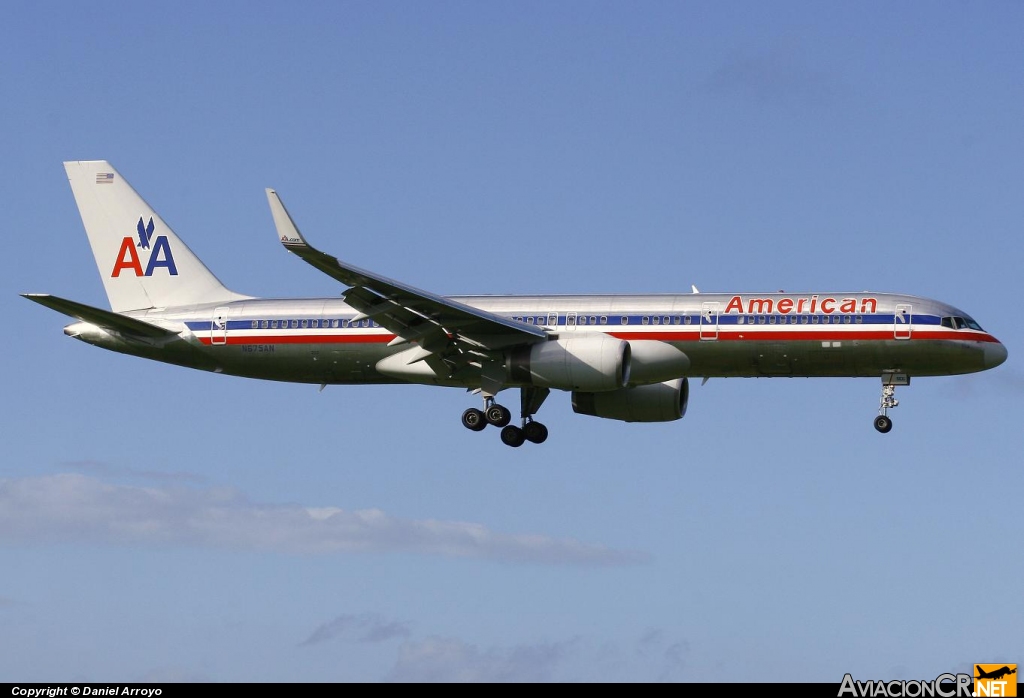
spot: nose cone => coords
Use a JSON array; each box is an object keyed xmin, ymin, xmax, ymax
[{"xmin": 984, "ymin": 341, "xmax": 1008, "ymax": 369}]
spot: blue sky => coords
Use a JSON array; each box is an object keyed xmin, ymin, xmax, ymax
[{"xmin": 2, "ymin": 1, "xmax": 1021, "ymax": 682}]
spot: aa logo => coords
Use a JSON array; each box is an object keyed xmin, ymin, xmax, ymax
[
  {"xmin": 975, "ymin": 664, "xmax": 1017, "ymax": 697},
  {"xmin": 111, "ymin": 216, "xmax": 178, "ymax": 277}
]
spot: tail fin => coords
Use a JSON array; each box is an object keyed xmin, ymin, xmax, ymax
[{"xmin": 64, "ymin": 160, "xmax": 247, "ymax": 312}]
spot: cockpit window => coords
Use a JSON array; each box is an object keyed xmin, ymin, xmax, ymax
[{"xmin": 942, "ymin": 316, "xmax": 985, "ymax": 331}]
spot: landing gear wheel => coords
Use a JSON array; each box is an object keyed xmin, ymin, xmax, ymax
[
  {"xmin": 500, "ymin": 425, "xmax": 526, "ymax": 447},
  {"xmin": 461, "ymin": 408, "xmax": 487, "ymax": 432},
  {"xmin": 486, "ymin": 404, "xmax": 512, "ymax": 427},
  {"xmin": 873, "ymin": 415, "xmax": 893, "ymax": 434},
  {"xmin": 523, "ymin": 421, "xmax": 548, "ymax": 444}
]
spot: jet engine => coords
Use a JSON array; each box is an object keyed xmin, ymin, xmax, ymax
[
  {"xmin": 508, "ymin": 336, "xmax": 631, "ymax": 391},
  {"xmin": 572, "ymin": 377, "xmax": 689, "ymax": 422}
]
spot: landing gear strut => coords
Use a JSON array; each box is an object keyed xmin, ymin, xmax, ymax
[
  {"xmin": 460, "ymin": 387, "xmax": 550, "ymax": 447},
  {"xmin": 874, "ymin": 374, "xmax": 908, "ymax": 434}
]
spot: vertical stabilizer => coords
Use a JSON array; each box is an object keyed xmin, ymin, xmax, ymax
[{"xmin": 64, "ymin": 160, "xmax": 247, "ymax": 311}]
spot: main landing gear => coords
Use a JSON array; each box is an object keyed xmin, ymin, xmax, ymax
[
  {"xmin": 461, "ymin": 387, "xmax": 550, "ymax": 447},
  {"xmin": 874, "ymin": 373, "xmax": 909, "ymax": 434}
]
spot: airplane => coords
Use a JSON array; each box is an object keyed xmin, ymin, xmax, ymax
[
  {"xmin": 975, "ymin": 666, "xmax": 1016, "ymax": 681},
  {"xmin": 23, "ymin": 161, "xmax": 1007, "ymax": 447}
]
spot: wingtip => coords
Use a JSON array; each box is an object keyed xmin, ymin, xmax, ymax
[{"xmin": 266, "ymin": 188, "xmax": 308, "ymax": 248}]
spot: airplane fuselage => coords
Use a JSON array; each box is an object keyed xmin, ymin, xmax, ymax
[{"xmin": 67, "ymin": 291, "xmax": 1004, "ymax": 385}]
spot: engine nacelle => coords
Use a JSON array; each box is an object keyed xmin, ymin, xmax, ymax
[
  {"xmin": 508, "ymin": 336, "xmax": 631, "ymax": 391},
  {"xmin": 572, "ymin": 377, "xmax": 689, "ymax": 422},
  {"xmin": 627, "ymin": 340, "xmax": 690, "ymax": 385}
]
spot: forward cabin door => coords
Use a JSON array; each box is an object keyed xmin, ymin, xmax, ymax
[{"xmin": 894, "ymin": 303, "xmax": 912, "ymax": 340}]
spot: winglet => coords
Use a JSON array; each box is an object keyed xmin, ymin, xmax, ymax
[{"xmin": 266, "ymin": 188, "xmax": 307, "ymax": 249}]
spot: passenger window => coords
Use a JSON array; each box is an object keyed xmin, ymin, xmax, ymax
[
  {"xmin": 769, "ymin": 316, "xmax": 776, "ymax": 325},
  {"xmin": 673, "ymin": 316, "xmax": 681, "ymax": 325},
  {"xmin": 652, "ymin": 316, "xmax": 660, "ymax": 325},
  {"xmin": 801, "ymin": 316, "xmax": 809, "ymax": 324},
  {"xmin": 579, "ymin": 316, "xmax": 588, "ymax": 325},
  {"xmin": 271, "ymin": 320, "xmax": 278, "ymax": 329},
  {"xmin": 600, "ymin": 316, "xmax": 608, "ymax": 325},
  {"xmin": 301, "ymin": 320, "xmax": 308, "ymax": 328},
  {"xmin": 738, "ymin": 316, "xmax": 745, "ymax": 325},
  {"xmin": 332, "ymin": 319, "xmax": 339, "ymax": 328},
  {"xmin": 290, "ymin": 320, "xmax": 298, "ymax": 328},
  {"xmin": 855, "ymin": 316, "xmax": 863, "ymax": 324},
  {"xmin": 811, "ymin": 316, "xmax": 818, "ymax": 324},
  {"xmin": 251, "ymin": 320, "xmax": 258, "ymax": 329},
  {"xmin": 589, "ymin": 317, "xmax": 597, "ymax": 325},
  {"xmin": 621, "ymin": 316, "xmax": 628, "ymax": 325},
  {"xmin": 526, "ymin": 316, "xmax": 534, "ymax": 324},
  {"xmin": 567, "ymin": 315, "xmax": 576, "ymax": 326},
  {"xmin": 261, "ymin": 320, "xmax": 269, "ymax": 329},
  {"xmin": 362, "ymin": 319, "xmax": 370, "ymax": 327},
  {"xmin": 342, "ymin": 320, "xmax": 349, "ymax": 328},
  {"xmin": 684, "ymin": 316, "xmax": 692, "ymax": 325},
  {"xmin": 642, "ymin": 316, "xmax": 649, "ymax": 325},
  {"xmin": 844, "ymin": 315, "xmax": 851, "ymax": 324},
  {"xmin": 758, "ymin": 316, "xmax": 766, "ymax": 325}
]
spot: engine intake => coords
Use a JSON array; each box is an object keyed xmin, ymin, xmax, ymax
[
  {"xmin": 509, "ymin": 336, "xmax": 631, "ymax": 391},
  {"xmin": 572, "ymin": 377, "xmax": 689, "ymax": 422}
]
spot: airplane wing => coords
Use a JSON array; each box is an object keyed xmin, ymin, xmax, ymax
[
  {"xmin": 22, "ymin": 294, "xmax": 180, "ymax": 339},
  {"xmin": 265, "ymin": 189, "xmax": 548, "ymax": 358}
]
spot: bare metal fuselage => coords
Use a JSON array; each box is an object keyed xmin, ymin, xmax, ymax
[{"xmin": 67, "ymin": 291, "xmax": 1003, "ymax": 387}]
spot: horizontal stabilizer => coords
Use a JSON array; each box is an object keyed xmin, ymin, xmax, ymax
[{"xmin": 21, "ymin": 294, "xmax": 179, "ymax": 338}]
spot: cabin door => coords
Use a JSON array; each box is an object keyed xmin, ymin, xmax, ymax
[
  {"xmin": 700, "ymin": 302, "xmax": 719, "ymax": 340},
  {"xmin": 212, "ymin": 307, "xmax": 230, "ymax": 345},
  {"xmin": 894, "ymin": 304, "xmax": 912, "ymax": 340}
]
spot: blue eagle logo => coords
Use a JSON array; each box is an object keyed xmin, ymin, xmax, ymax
[{"xmin": 136, "ymin": 217, "xmax": 155, "ymax": 249}]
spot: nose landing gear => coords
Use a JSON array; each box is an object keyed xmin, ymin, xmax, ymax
[{"xmin": 874, "ymin": 373, "xmax": 908, "ymax": 434}]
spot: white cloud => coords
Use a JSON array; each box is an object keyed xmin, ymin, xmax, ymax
[
  {"xmin": 58, "ymin": 459, "xmax": 206, "ymax": 484},
  {"xmin": 299, "ymin": 613, "xmax": 412, "ymax": 647},
  {"xmin": 703, "ymin": 47, "xmax": 837, "ymax": 106},
  {"xmin": 386, "ymin": 636, "xmax": 577, "ymax": 683},
  {"xmin": 0, "ymin": 474, "xmax": 647, "ymax": 565}
]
